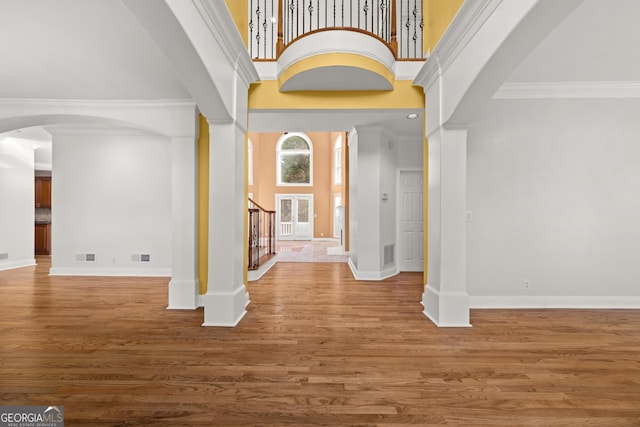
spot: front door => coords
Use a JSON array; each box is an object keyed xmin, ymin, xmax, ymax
[
  {"xmin": 276, "ymin": 194, "xmax": 314, "ymax": 240},
  {"xmin": 398, "ymin": 171, "xmax": 424, "ymax": 271}
]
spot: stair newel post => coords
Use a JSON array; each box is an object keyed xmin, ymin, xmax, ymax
[
  {"xmin": 276, "ymin": 0, "xmax": 285, "ymax": 57},
  {"xmin": 389, "ymin": 0, "xmax": 398, "ymax": 58}
]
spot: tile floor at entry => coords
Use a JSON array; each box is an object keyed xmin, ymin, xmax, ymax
[{"xmin": 275, "ymin": 239, "xmax": 348, "ymax": 263}]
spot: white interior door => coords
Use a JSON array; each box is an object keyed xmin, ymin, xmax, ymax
[
  {"xmin": 398, "ymin": 171, "xmax": 424, "ymax": 271},
  {"xmin": 277, "ymin": 194, "xmax": 314, "ymax": 240}
]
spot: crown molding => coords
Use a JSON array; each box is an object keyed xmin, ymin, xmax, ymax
[
  {"xmin": 493, "ymin": 81, "xmax": 640, "ymax": 99},
  {"xmin": 414, "ymin": 0, "xmax": 502, "ymax": 91},
  {"xmin": 0, "ymin": 98, "xmax": 196, "ymax": 111},
  {"xmin": 194, "ymin": 0, "xmax": 260, "ymax": 88}
]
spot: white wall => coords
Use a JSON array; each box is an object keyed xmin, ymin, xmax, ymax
[
  {"xmin": 467, "ymin": 98, "xmax": 640, "ymax": 306},
  {"xmin": 50, "ymin": 131, "xmax": 172, "ymax": 276},
  {"xmin": 397, "ymin": 136, "xmax": 423, "ymax": 169},
  {"xmin": 0, "ymin": 137, "xmax": 35, "ymax": 270}
]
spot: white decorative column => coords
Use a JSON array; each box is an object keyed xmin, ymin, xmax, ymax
[
  {"xmin": 200, "ymin": 119, "xmax": 250, "ymax": 326},
  {"xmin": 168, "ymin": 134, "xmax": 200, "ymax": 309},
  {"xmin": 422, "ymin": 126, "xmax": 470, "ymax": 326}
]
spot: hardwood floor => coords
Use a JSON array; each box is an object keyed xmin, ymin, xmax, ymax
[{"xmin": 1, "ymin": 258, "xmax": 639, "ymax": 426}]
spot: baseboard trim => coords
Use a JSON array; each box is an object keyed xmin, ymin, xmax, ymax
[
  {"xmin": 347, "ymin": 258, "xmax": 398, "ymax": 281},
  {"xmin": 0, "ymin": 258, "xmax": 36, "ymax": 271},
  {"xmin": 49, "ymin": 267, "xmax": 171, "ymax": 277},
  {"xmin": 248, "ymin": 254, "xmax": 278, "ymax": 281},
  {"xmin": 470, "ymin": 295, "xmax": 640, "ymax": 309}
]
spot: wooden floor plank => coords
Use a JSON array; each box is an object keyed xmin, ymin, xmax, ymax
[{"xmin": 1, "ymin": 258, "xmax": 639, "ymax": 426}]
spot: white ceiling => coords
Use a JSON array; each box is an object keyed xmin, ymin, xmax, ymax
[
  {"xmin": 249, "ymin": 108, "xmax": 424, "ymax": 137},
  {"xmin": 507, "ymin": 0, "xmax": 640, "ymax": 83},
  {"xmin": 0, "ymin": 0, "xmax": 190, "ymax": 100}
]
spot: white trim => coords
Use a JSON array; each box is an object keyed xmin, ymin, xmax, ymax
[
  {"xmin": 470, "ymin": 296, "xmax": 640, "ymax": 309},
  {"xmin": 348, "ymin": 258, "xmax": 398, "ymax": 281},
  {"xmin": 191, "ymin": 0, "xmax": 260, "ymax": 87},
  {"xmin": 0, "ymin": 98, "xmax": 196, "ymax": 110},
  {"xmin": 0, "ymin": 259, "xmax": 36, "ymax": 271},
  {"xmin": 414, "ymin": 0, "xmax": 501, "ymax": 90},
  {"xmin": 48, "ymin": 268, "xmax": 171, "ymax": 277},
  {"xmin": 201, "ymin": 287, "xmax": 250, "ymax": 327},
  {"xmin": 421, "ymin": 285, "xmax": 472, "ymax": 327},
  {"xmin": 494, "ymin": 81, "xmax": 640, "ymax": 100},
  {"xmin": 247, "ymin": 254, "xmax": 278, "ymax": 281},
  {"xmin": 276, "ymin": 132, "xmax": 314, "ymax": 187},
  {"xmin": 275, "ymin": 194, "xmax": 315, "ymax": 241}
]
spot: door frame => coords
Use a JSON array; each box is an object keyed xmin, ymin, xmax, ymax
[
  {"xmin": 396, "ymin": 168, "xmax": 424, "ymax": 272},
  {"xmin": 275, "ymin": 194, "xmax": 314, "ymax": 241}
]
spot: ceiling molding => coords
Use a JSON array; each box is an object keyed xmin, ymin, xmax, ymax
[
  {"xmin": 414, "ymin": 0, "xmax": 502, "ymax": 91},
  {"xmin": 494, "ymin": 81, "xmax": 640, "ymax": 99},
  {"xmin": 194, "ymin": 0, "xmax": 260, "ymax": 87},
  {"xmin": 0, "ymin": 98, "xmax": 196, "ymax": 112}
]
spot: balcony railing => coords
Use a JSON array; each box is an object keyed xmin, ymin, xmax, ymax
[
  {"xmin": 249, "ymin": 0, "xmax": 424, "ymax": 60},
  {"xmin": 248, "ymin": 198, "xmax": 276, "ymax": 270}
]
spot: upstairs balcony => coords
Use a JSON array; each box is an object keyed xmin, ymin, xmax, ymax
[{"xmin": 248, "ymin": 0, "xmax": 425, "ymax": 91}]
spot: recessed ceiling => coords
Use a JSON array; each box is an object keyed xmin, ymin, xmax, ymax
[
  {"xmin": 507, "ymin": 0, "xmax": 640, "ymax": 83},
  {"xmin": 0, "ymin": 0, "xmax": 191, "ymax": 100}
]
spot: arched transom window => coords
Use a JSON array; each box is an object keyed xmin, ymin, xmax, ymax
[{"xmin": 276, "ymin": 132, "xmax": 313, "ymax": 186}]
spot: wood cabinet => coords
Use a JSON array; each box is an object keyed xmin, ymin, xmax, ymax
[
  {"xmin": 35, "ymin": 177, "xmax": 52, "ymax": 208},
  {"xmin": 35, "ymin": 223, "xmax": 51, "ymax": 255}
]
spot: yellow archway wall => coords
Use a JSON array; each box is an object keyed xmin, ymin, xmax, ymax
[
  {"xmin": 224, "ymin": 0, "xmax": 248, "ymax": 47},
  {"xmin": 197, "ymin": 114, "xmax": 209, "ymax": 294},
  {"xmin": 423, "ymin": 0, "xmax": 465, "ymax": 55}
]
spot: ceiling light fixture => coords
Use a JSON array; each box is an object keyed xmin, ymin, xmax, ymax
[{"xmin": 407, "ymin": 113, "xmax": 419, "ymax": 120}]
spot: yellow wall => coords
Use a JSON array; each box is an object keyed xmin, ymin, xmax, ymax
[
  {"xmin": 249, "ymin": 80, "xmax": 424, "ymax": 110},
  {"xmin": 423, "ymin": 0, "xmax": 464, "ymax": 55},
  {"xmin": 197, "ymin": 114, "xmax": 209, "ymax": 294},
  {"xmin": 224, "ymin": 0, "xmax": 248, "ymax": 47}
]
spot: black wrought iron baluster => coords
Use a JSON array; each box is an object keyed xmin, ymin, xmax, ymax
[
  {"xmin": 263, "ymin": 0, "xmax": 268, "ymax": 58},
  {"xmin": 412, "ymin": 0, "xmax": 417, "ymax": 58},
  {"xmin": 333, "ymin": 0, "xmax": 336, "ymax": 27},
  {"xmin": 357, "ymin": 0, "xmax": 360, "ymax": 29},
  {"xmin": 317, "ymin": 0, "xmax": 320, "ymax": 30},
  {"xmin": 257, "ymin": 3, "xmax": 262, "ymax": 58},
  {"xmin": 297, "ymin": 0, "xmax": 300, "ymax": 38},
  {"xmin": 420, "ymin": 14, "xmax": 424, "ymax": 58},
  {"xmin": 289, "ymin": 0, "xmax": 295, "ymax": 43},
  {"xmin": 363, "ymin": 0, "xmax": 368, "ymax": 32},
  {"xmin": 249, "ymin": 0, "xmax": 254, "ymax": 57},
  {"xmin": 405, "ymin": 0, "xmax": 411, "ymax": 58}
]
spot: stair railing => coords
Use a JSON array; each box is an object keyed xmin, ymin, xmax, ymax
[
  {"xmin": 248, "ymin": 198, "xmax": 277, "ymax": 270},
  {"xmin": 249, "ymin": 0, "xmax": 424, "ymax": 60}
]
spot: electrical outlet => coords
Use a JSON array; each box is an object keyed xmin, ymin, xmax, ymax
[{"xmin": 523, "ymin": 279, "xmax": 531, "ymax": 290}]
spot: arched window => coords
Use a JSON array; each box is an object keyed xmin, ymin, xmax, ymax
[
  {"xmin": 276, "ymin": 132, "xmax": 313, "ymax": 186},
  {"xmin": 333, "ymin": 135, "xmax": 342, "ymax": 185},
  {"xmin": 248, "ymin": 138, "xmax": 254, "ymax": 186}
]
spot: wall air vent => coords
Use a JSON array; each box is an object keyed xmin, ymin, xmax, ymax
[
  {"xmin": 131, "ymin": 254, "xmax": 151, "ymax": 262},
  {"xmin": 76, "ymin": 253, "xmax": 96, "ymax": 262},
  {"xmin": 0, "ymin": 253, "xmax": 9, "ymax": 260},
  {"xmin": 383, "ymin": 244, "xmax": 395, "ymax": 266}
]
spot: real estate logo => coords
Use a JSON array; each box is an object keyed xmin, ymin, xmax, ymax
[{"xmin": 0, "ymin": 406, "xmax": 64, "ymax": 427}]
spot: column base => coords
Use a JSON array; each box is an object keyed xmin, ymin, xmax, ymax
[
  {"xmin": 201, "ymin": 285, "xmax": 250, "ymax": 327},
  {"xmin": 422, "ymin": 285, "xmax": 471, "ymax": 327},
  {"xmin": 167, "ymin": 279, "xmax": 199, "ymax": 310}
]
